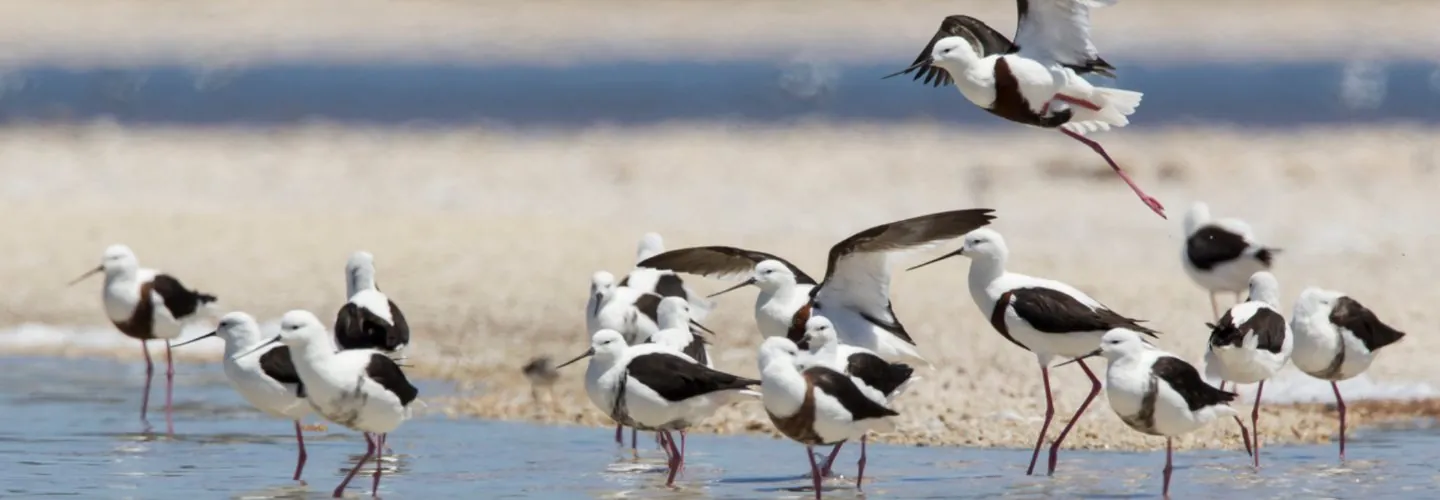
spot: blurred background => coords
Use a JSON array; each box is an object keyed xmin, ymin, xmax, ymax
[{"xmin": 1, "ymin": 0, "xmax": 1439, "ymax": 448}]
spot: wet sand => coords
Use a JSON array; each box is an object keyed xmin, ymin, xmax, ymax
[
  {"xmin": 2, "ymin": 0, "xmax": 1439, "ymax": 67},
  {"xmin": 2, "ymin": 122, "xmax": 1438, "ymax": 451}
]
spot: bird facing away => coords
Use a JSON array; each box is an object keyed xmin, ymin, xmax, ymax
[
  {"xmin": 173, "ymin": 311, "xmax": 311, "ymax": 481},
  {"xmin": 907, "ymin": 227, "xmax": 1157, "ymax": 476},
  {"xmin": 799, "ymin": 316, "xmax": 917, "ymax": 489},
  {"xmin": 1290, "ymin": 287, "xmax": 1406, "ymax": 460},
  {"xmin": 240, "ymin": 310, "xmax": 419, "ymax": 498},
  {"xmin": 1182, "ymin": 202, "xmax": 1280, "ymax": 319},
  {"xmin": 649, "ymin": 297, "xmax": 713, "ymax": 367},
  {"xmin": 69, "ymin": 243, "xmax": 218, "ymax": 436},
  {"xmin": 1064, "ymin": 328, "xmax": 1238, "ymax": 498},
  {"xmin": 638, "ymin": 208, "xmax": 997, "ymax": 367},
  {"xmin": 758, "ymin": 337, "xmax": 899, "ymax": 500},
  {"xmin": 334, "ymin": 251, "xmax": 410, "ymax": 358},
  {"xmin": 885, "ymin": 2, "xmax": 1163, "ymax": 219},
  {"xmin": 1203, "ymin": 271, "xmax": 1293, "ymax": 467},
  {"xmin": 557, "ymin": 329, "xmax": 760, "ymax": 487}
]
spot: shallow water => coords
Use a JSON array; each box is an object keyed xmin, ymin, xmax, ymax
[
  {"xmin": 0, "ymin": 60, "xmax": 1437, "ymax": 127},
  {"xmin": 2, "ymin": 356, "xmax": 1437, "ymax": 499}
]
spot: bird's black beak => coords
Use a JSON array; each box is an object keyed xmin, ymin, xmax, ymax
[
  {"xmin": 882, "ymin": 58, "xmax": 932, "ymax": 80},
  {"xmin": 707, "ymin": 278, "xmax": 756, "ymax": 298},
  {"xmin": 67, "ymin": 265, "xmax": 103, "ymax": 286},
  {"xmin": 906, "ymin": 247, "xmax": 964, "ymax": 271},
  {"xmin": 689, "ymin": 319, "xmax": 717, "ymax": 336},
  {"xmin": 555, "ymin": 347, "xmax": 595, "ymax": 369},
  {"xmin": 235, "ymin": 335, "xmax": 281, "ymax": 358},
  {"xmin": 172, "ymin": 330, "xmax": 217, "ymax": 348},
  {"xmin": 1056, "ymin": 349, "xmax": 1102, "ymax": 367}
]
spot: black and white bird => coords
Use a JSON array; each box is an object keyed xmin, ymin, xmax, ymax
[
  {"xmin": 172, "ymin": 311, "xmax": 311, "ymax": 481},
  {"xmin": 649, "ymin": 297, "xmax": 713, "ymax": 367},
  {"xmin": 638, "ymin": 248, "xmax": 817, "ymax": 341},
  {"xmin": 907, "ymin": 227, "xmax": 1157, "ymax": 476},
  {"xmin": 1064, "ymin": 328, "xmax": 1239, "ymax": 498},
  {"xmin": 1290, "ymin": 287, "xmax": 1407, "ymax": 460},
  {"xmin": 884, "ymin": 1, "xmax": 1161, "ymax": 219},
  {"xmin": 619, "ymin": 232, "xmax": 715, "ymax": 321},
  {"xmin": 240, "ymin": 310, "xmax": 419, "ymax": 499},
  {"xmin": 636, "ymin": 208, "xmax": 997, "ymax": 367},
  {"xmin": 558, "ymin": 329, "xmax": 760, "ymax": 487},
  {"xmin": 798, "ymin": 316, "xmax": 917, "ymax": 488},
  {"xmin": 758, "ymin": 337, "xmax": 899, "ymax": 500},
  {"xmin": 1182, "ymin": 202, "xmax": 1280, "ymax": 319},
  {"xmin": 69, "ymin": 243, "xmax": 218, "ymax": 435},
  {"xmin": 334, "ymin": 251, "xmax": 410, "ymax": 359},
  {"xmin": 1202, "ymin": 271, "xmax": 1292, "ymax": 466}
]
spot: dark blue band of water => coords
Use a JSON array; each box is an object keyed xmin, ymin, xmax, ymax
[{"xmin": 0, "ymin": 60, "xmax": 1435, "ymax": 127}]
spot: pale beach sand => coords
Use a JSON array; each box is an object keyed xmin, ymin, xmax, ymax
[
  {"xmin": 2, "ymin": 122, "xmax": 1438, "ymax": 450},
  {"xmin": 1, "ymin": 0, "xmax": 1439, "ymax": 68}
]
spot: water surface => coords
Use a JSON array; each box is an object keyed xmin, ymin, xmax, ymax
[{"xmin": 2, "ymin": 356, "xmax": 1436, "ymax": 499}]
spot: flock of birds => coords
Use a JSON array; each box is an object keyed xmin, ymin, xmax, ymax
[{"xmin": 58, "ymin": 1, "xmax": 1410, "ymax": 498}]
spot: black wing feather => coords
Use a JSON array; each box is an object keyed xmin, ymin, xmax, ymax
[
  {"xmin": 845, "ymin": 352, "xmax": 914, "ymax": 397},
  {"xmin": 333, "ymin": 302, "xmax": 408, "ymax": 352},
  {"xmin": 258, "ymin": 345, "xmax": 306, "ymax": 398},
  {"xmin": 638, "ymin": 246, "xmax": 818, "ymax": 285},
  {"xmin": 365, "ymin": 353, "xmax": 419, "ymax": 406},
  {"xmin": 651, "ymin": 273, "xmax": 689, "ymax": 299},
  {"xmin": 823, "ymin": 209, "xmax": 995, "ymax": 283},
  {"xmin": 805, "ymin": 366, "xmax": 900, "ymax": 421},
  {"xmin": 1009, "ymin": 287, "xmax": 1159, "ymax": 336},
  {"xmin": 625, "ymin": 352, "xmax": 757, "ymax": 402},
  {"xmin": 1330, "ymin": 296, "xmax": 1406, "ymax": 352},
  {"xmin": 1151, "ymin": 356, "xmax": 1236, "ymax": 412},
  {"xmin": 1185, "ymin": 226, "xmax": 1251, "ymax": 271},
  {"xmin": 896, "ymin": 15, "xmax": 1017, "ymax": 88},
  {"xmin": 1208, "ymin": 307, "xmax": 1287, "ymax": 354},
  {"xmin": 150, "ymin": 274, "xmax": 216, "ymax": 319}
]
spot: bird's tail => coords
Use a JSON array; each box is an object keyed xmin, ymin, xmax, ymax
[{"xmin": 1061, "ymin": 86, "xmax": 1144, "ymax": 136}]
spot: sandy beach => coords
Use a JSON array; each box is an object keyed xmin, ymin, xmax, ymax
[
  {"xmin": 2, "ymin": 122, "xmax": 1437, "ymax": 451},
  {"xmin": 2, "ymin": 0, "xmax": 1439, "ymax": 68}
]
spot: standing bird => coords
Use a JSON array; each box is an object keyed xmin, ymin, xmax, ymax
[
  {"xmin": 884, "ymin": 2, "xmax": 1161, "ymax": 218},
  {"xmin": 240, "ymin": 310, "xmax": 419, "ymax": 499},
  {"xmin": 1203, "ymin": 271, "xmax": 1292, "ymax": 467},
  {"xmin": 1290, "ymin": 288, "xmax": 1406, "ymax": 460},
  {"xmin": 620, "ymin": 232, "xmax": 715, "ymax": 322},
  {"xmin": 649, "ymin": 297, "xmax": 712, "ymax": 367},
  {"xmin": 1063, "ymin": 328, "xmax": 1238, "ymax": 498},
  {"xmin": 172, "ymin": 311, "xmax": 311, "ymax": 481},
  {"xmin": 1182, "ymin": 202, "xmax": 1280, "ymax": 319},
  {"xmin": 800, "ymin": 317, "xmax": 917, "ymax": 486},
  {"xmin": 907, "ymin": 228, "xmax": 1157, "ymax": 476},
  {"xmin": 334, "ymin": 251, "xmax": 410, "ymax": 359},
  {"xmin": 639, "ymin": 248, "xmax": 817, "ymax": 341},
  {"xmin": 69, "ymin": 244, "xmax": 217, "ymax": 435},
  {"xmin": 557, "ymin": 330, "xmax": 759, "ymax": 487},
  {"xmin": 637, "ymin": 208, "xmax": 997, "ymax": 366},
  {"xmin": 758, "ymin": 337, "xmax": 899, "ymax": 499}
]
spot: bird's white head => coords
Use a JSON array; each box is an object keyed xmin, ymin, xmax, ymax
[
  {"xmin": 708, "ymin": 259, "xmax": 797, "ymax": 298},
  {"xmin": 906, "ymin": 227, "xmax": 1006, "ymax": 271},
  {"xmin": 1293, "ymin": 286, "xmax": 1343, "ymax": 319},
  {"xmin": 171, "ymin": 310, "xmax": 262, "ymax": 351},
  {"xmin": 930, "ymin": 36, "xmax": 981, "ymax": 70},
  {"xmin": 235, "ymin": 310, "xmax": 328, "ymax": 359},
  {"xmin": 757, "ymin": 336, "xmax": 802, "ymax": 371},
  {"xmin": 636, "ymin": 232, "xmax": 665, "ymax": 262},
  {"xmin": 68, "ymin": 244, "xmax": 139, "ymax": 286},
  {"xmin": 801, "ymin": 316, "xmax": 838, "ymax": 352},
  {"xmin": 1246, "ymin": 271, "xmax": 1282, "ymax": 308},
  {"xmin": 345, "ymin": 250, "xmax": 378, "ymax": 297},
  {"xmin": 590, "ymin": 271, "xmax": 616, "ymax": 298},
  {"xmin": 556, "ymin": 329, "xmax": 628, "ymax": 370},
  {"xmin": 1182, "ymin": 202, "xmax": 1212, "ymax": 235},
  {"xmin": 1095, "ymin": 328, "xmax": 1156, "ymax": 361},
  {"xmin": 656, "ymin": 296, "xmax": 691, "ymax": 329}
]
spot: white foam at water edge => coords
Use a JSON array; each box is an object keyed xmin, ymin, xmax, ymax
[
  {"xmin": 1202, "ymin": 365, "xmax": 1437, "ymax": 405},
  {"xmin": 0, "ymin": 322, "xmax": 226, "ymax": 360}
]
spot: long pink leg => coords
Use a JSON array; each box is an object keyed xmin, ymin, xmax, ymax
[
  {"xmin": 856, "ymin": 435, "xmax": 869, "ymax": 491},
  {"xmin": 662, "ymin": 431, "xmax": 683, "ymax": 487},
  {"xmin": 1059, "ymin": 128, "xmax": 1166, "ymax": 219},
  {"xmin": 1026, "ymin": 365, "xmax": 1056, "ymax": 475},
  {"xmin": 1046, "ymin": 358, "xmax": 1103, "ymax": 475},
  {"xmin": 1054, "ymin": 94, "xmax": 1102, "ymax": 111},
  {"xmin": 1252, "ymin": 382, "xmax": 1266, "ymax": 468},
  {"xmin": 678, "ymin": 430, "xmax": 687, "ymax": 476},
  {"xmin": 139, "ymin": 341, "xmax": 153, "ymax": 430},
  {"xmin": 614, "ymin": 424, "xmax": 623, "ymax": 445},
  {"xmin": 805, "ymin": 445, "xmax": 822, "ymax": 500},
  {"xmin": 292, "ymin": 420, "xmax": 308, "ymax": 481},
  {"xmin": 1162, "ymin": 437, "xmax": 1174, "ymax": 498},
  {"xmin": 164, "ymin": 341, "xmax": 175, "ymax": 436},
  {"xmin": 334, "ymin": 432, "xmax": 377, "ymax": 498},
  {"xmin": 819, "ymin": 442, "xmax": 845, "ymax": 476},
  {"xmin": 1218, "ymin": 381, "xmax": 1254, "ymax": 456},
  {"xmin": 371, "ymin": 433, "xmax": 386, "ymax": 497},
  {"xmin": 1332, "ymin": 382, "xmax": 1347, "ymax": 460}
]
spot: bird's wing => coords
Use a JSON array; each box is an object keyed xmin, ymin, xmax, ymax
[
  {"xmin": 1151, "ymin": 356, "xmax": 1236, "ymax": 411},
  {"xmin": 894, "ymin": 15, "xmax": 1016, "ymax": 87},
  {"xmin": 637, "ymin": 246, "xmax": 817, "ymax": 285},
  {"xmin": 365, "ymin": 353, "xmax": 419, "ymax": 406},
  {"xmin": 1013, "ymin": 0, "xmax": 1117, "ymax": 76},
  {"xmin": 150, "ymin": 274, "xmax": 216, "ymax": 319},
  {"xmin": 1330, "ymin": 297, "xmax": 1407, "ymax": 352},
  {"xmin": 815, "ymin": 209, "xmax": 995, "ymax": 321},
  {"xmin": 625, "ymin": 352, "xmax": 757, "ymax": 402}
]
